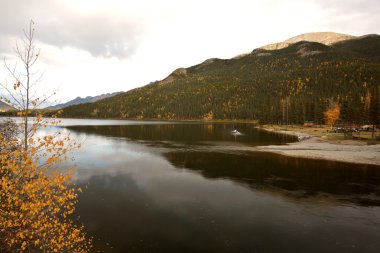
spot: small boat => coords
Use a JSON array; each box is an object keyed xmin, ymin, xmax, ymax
[{"xmin": 231, "ymin": 129, "xmax": 241, "ymax": 135}]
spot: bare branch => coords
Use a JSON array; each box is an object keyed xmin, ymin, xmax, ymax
[
  {"xmin": 30, "ymin": 70, "xmax": 44, "ymax": 89},
  {"xmin": 0, "ymin": 83, "xmax": 24, "ymax": 110}
]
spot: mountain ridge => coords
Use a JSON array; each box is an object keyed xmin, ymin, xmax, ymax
[
  {"xmin": 59, "ymin": 33, "xmax": 380, "ymax": 125},
  {"xmin": 47, "ymin": 92, "xmax": 121, "ymax": 109},
  {"xmin": 261, "ymin": 32, "xmax": 355, "ymax": 51},
  {"xmin": 0, "ymin": 101, "xmax": 15, "ymax": 112}
]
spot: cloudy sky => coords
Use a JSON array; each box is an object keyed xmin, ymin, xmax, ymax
[{"xmin": 0, "ymin": 0, "xmax": 379, "ymax": 104}]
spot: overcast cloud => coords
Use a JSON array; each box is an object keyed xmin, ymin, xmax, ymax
[
  {"xmin": 0, "ymin": 0, "xmax": 379, "ymax": 102},
  {"xmin": 0, "ymin": 0, "xmax": 143, "ymax": 58}
]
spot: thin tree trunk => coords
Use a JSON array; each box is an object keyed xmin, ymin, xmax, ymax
[{"xmin": 23, "ymin": 21, "xmax": 33, "ymax": 152}]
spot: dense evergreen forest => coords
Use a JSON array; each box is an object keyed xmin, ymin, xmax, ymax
[{"xmin": 61, "ymin": 35, "xmax": 380, "ymax": 124}]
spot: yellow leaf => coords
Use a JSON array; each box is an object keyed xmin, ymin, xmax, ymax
[{"xmin": 21, "ymin": 241, "xmax": 27, "ymax": 250}]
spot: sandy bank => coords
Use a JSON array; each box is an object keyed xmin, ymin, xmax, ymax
[{"xmin": 255, "ymin": 131, "xmax": 380, "ymax": 166}]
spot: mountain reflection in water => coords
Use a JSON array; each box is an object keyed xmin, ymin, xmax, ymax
[
  {"xmin": 65, "ymin": 123, "xmax": 296, "ymax": 146},
  {"xmin": 61, "ymin": 121, "xmax": 380, "ymax": 253},
  {"xmin": 164, "ymin": 151, "xmax": 380, "ymax": 206}
]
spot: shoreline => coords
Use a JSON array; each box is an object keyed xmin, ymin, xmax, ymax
[
  {"xmin": 3, "ymin": 116, "xmax": 378, "ymax": 165},
  {"xmin": 256, "ymin": 127, "xmax": 380, "ymax": 166}
]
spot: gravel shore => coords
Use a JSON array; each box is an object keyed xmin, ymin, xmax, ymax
[{"xmin": 256, "ymin": 133, "xmax": 380, "ymax": 166}]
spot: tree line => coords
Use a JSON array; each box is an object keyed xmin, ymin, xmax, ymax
[{"xmin": 60, "ymin": 38, "xmax": 380, "ymax": 127}]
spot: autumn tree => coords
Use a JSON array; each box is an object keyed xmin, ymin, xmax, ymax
[
  {"xmin": 0, "ymin": 21, "xmax": 91, "ymax": 252},
  {"xmin": 324, "ymin": 100, "xmax": 340, "ymax": 129}
]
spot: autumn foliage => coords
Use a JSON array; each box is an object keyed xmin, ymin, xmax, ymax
[
  {"xmin": 324, "ymin": 102, "xmax": 341, "ymax": 129},
  {"xmin": 1, "ymin": 116, "xmax": 92, "ymax": 252},
  {"xmin": 0, "ymin": 21, "xmax": 91, "ymax": 252}
]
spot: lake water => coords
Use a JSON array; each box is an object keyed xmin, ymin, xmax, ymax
[{"xmin": 27, "ymin": 119, "xmax": 380, "ymax": 252}]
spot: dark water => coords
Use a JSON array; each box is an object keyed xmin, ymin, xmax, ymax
[{"xmin": 59, "ymin": 120, "xmax": 380, "ymax": 253}]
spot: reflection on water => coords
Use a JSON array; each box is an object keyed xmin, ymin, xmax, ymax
[
  {"xmin": 59, "ymin": 120, "xmax": 380, "ymax": 253},
  {"xmin": 65, "ymin": 123, "xmax": 297, "ymax": 146},
  {"xmin": 165, "ymin": 151, "xmax": 380, "ymax": 206}
]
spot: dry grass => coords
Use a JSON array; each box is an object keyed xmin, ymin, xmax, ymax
[{"xmin": 260, "ymin": 124, "xmax": 379, "ymax": 144}]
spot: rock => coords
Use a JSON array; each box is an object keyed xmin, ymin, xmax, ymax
[{"xmin": 261, "ymin": 32, "xmax": 355, "ymax": 50}]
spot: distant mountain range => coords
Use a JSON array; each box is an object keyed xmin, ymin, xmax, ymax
[
  {"xmin": 47, "ymin": 92, "xmax": 121, "ymax": 109},
  {"xmin": 0, "ymin": 101, "xmax": 14, "ymax": 112},
  {"xmin": 58, "ymin": 32, "xmax": 380, "ymax": 124}
]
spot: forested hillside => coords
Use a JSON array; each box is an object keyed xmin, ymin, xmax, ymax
[{"xmin": 61, "ymin": 35, "xmax": 380, "ymax": 124}]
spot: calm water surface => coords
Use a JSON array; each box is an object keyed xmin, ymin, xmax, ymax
[{"xmin": 54, "ymin": 119, "xmax": 380, "ymax": 253}]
